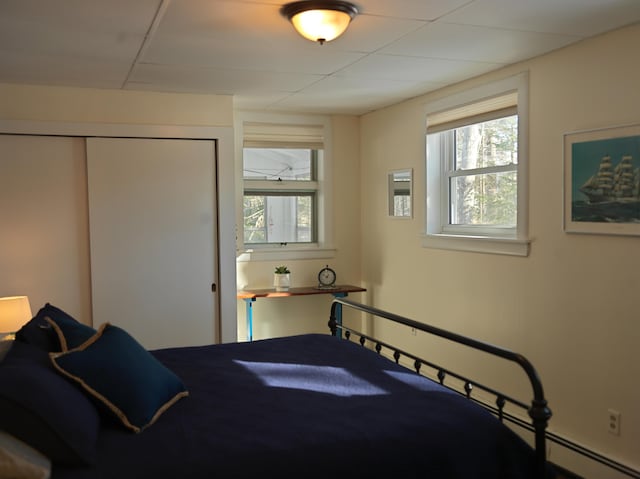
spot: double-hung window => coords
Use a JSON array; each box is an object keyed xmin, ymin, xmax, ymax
[
  {"xmin": 424, "ymin": 73, "xmax": 530, "ymax": 256},
  {"xmin": 240, "ymin": 118, "xmax": 333, "ymax": 260},
  {"xmin": 243, "ymin": 147, "xmax": 319, "ymax": 244}
]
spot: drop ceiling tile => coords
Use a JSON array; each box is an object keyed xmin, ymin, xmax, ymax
[
  {"xmin": 271, "ymin": 91, "xmax": 393, "ymax": 115},
  {"xmin": 339, "ymin": 53, "xmax": 501, "ymax": 84},
  {"xmin": 233, "ymin": 91, "xmax": 296, "ymax": 111},
  {"xmin": 128, "ymin": 63, "xmax": 323, "ymax": 95},
  {"xmin": 153, "ymin": 0, "xmax": 287, "ymax": 43},
  {"xmin": 276, "ymin": 74, "xmax": 446, "ymax": 114},
  {"xmin": 360, "ymin": 0, "xmax": 473, "ymax": 21},
  {"xmin": 442, "ymin": 0, "xmax": 640, "ymax": 36},
  {"xmin": 0, "ymin": 51, "xmax": 131, "ymax": 88},
  {"xmin": 381, "ymin": 22, "xmax": 581, "ymax": 63},
  {"xmin": 143, "ymin": 35, "xmax": 367, "ymax": 75},
  {"xmin": 325, "ymin": 13, "xmax": 427, "ymax": 53},
  {"xmin": 0, "ymin": 0, "xmax": 158, "ymax": 60},
  {"xmin": 0, "ymin": 0, "xmax": 159, "ymax": 31},
  {"xmin": 273, "ymin": 85, "xmax": 437, "ymax": 115}
]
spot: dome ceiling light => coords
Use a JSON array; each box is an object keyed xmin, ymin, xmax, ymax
[{"xmin": 280, "ymin": 1, "xmax": 359, "ymax": 45}]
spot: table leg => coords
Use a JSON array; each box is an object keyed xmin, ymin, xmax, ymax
[
  {"xmin": 244, "ymin": 298, "xmax": 255, "ymax": 342},
  {"xmin": 332, "ymin": 292, "xmax": 348, "ymax": 339}
]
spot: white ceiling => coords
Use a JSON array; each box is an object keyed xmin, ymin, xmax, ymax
[{"xmin": 1, "ymin": 0, "xmax": 639, "ymax": 116}]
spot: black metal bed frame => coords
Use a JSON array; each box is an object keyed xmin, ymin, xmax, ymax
[
  {"xmin": 328, "ymin": 298, "xmax": 640, "ymax": 479},
  {"xmin": 328, "ymin": 297, "xmax": 552, "ymax": 478}
]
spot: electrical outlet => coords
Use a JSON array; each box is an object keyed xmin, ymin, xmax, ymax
[
  {"xmin": 608, "ymin": 409, "xmax": 621, "ymax": 436},
  {"xmin": 410, "ymin": 327, "xmax": 417, "ymax": 336}
]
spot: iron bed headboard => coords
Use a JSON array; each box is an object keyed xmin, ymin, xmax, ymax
[{"xmin": 328, "ymin": 297, "xmax": 551, "ymax": 478}]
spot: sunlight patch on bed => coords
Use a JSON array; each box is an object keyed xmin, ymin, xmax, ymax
[{"xmin": 234, "ymin": 360, "xmax": 388, "ymax": 397}]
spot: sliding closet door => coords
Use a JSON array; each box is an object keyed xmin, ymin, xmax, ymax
[
  {"xmin": 0, "ymin": 134, "xmax": 91, "ymax": 321},
  {"xmin": 87, "ymin": 137, "xmax": 217, "ymax": 349}
]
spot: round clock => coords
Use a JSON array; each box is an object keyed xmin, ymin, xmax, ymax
[{"xmin": 318, "ymin": 265, "xmax": 337, "ymax": 288}]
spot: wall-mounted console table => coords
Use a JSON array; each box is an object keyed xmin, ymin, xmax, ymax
[{"xmin": 237, "ymin": 285, "xmax": 366, "ymax": 341}]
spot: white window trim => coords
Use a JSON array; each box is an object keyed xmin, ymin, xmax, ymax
[
  {"xmin": 423, "ymin": 72, "xmax": 530, "ymax": 257},
  {"xmin": 235, "ymin": 111, "xmax": 335, "ymax": 262}
]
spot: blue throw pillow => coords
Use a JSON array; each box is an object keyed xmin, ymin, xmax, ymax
[
  {"xmin": 0, "ymin": 341, "xmax": 100, "ymax": 465},
  {"xmin": 44, "ymin": 313, "xmax": 95, "ymax": 351},
  {"xmin": 14, "ymin": 307, "xmax": 57, "ymax": 352},
  {"xmin": 51, "ymin": 323, "xmax": 189, "ymax": 433},
  {"xmin": 16, "ymin": 303, "xmax": 95, "ymax": 352}
]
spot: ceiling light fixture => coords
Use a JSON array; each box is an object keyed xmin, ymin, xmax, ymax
[{"xmin": 280, "ymin": 1, "xmax": 358, "ymax": 45}]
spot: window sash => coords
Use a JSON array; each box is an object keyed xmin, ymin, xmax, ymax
[
  {"xmin": 430, "ymin": 101, "xmax": 519, "ymax": 229},
  {"xmin": 243, "ymin": 192, "xmax": 317, "ymax": 245},
  {"xmin": 440, "ymin": 125, "xmax": 518, "ymax": 232},
  {"xmin": 243, "ymin": 147, "xmax": 320, "ymax": 246},
  {"xmin": 447, "ymin": 163, "xmax": 517, "ymax": 178},
  {"xmin": 243, "ymin": 148, "xmax": 319, "ymax": 182}
]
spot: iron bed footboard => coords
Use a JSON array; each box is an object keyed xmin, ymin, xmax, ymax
[
  {"xmin": 328, "ymin": 297, "xmax": 552, "ymax": 479},
  {"xmin": 329, "ymin": 298, "xmax": 640, "ymax": 479}
]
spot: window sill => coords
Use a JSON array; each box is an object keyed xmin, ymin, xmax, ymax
[
  {"xmin": 421, "ymin": 234, "xmax": 530, "ymax": 257},
  {"xmin": 237, "ymin": 246, "xmax": 336, "ymax": 262}
]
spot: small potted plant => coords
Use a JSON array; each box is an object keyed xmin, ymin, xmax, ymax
[{"xmin": 273, "ymin": 265, "xmax": 291, "ymax": 291}]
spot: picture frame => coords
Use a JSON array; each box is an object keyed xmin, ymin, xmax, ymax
[
  {"xmin": 387, "ymin": 168, "xmax": 413, "ymax": 218},
  {"xmin": 563, "ymin": 123, "xmax": 640, "ymax": 235}
]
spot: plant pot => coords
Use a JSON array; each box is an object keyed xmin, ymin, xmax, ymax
[{"xmin": 274, "ymin": 273, "xmax": 290, "ymax": 291}]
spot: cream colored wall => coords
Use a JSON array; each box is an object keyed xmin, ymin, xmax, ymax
[
  {"xmin": 0, "ymin": 84, "xmax": 233, "ymax": 126},
  {"xmin": 360, "ymin": 24, "xmax": 640, "ymax": 477},
  {"xmin": 235, "ymin": 115, "xmax": 364, "ymax": 340}
]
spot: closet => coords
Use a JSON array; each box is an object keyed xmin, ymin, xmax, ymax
[{"xmin": 1, "ymin": 133, "xmax": 222, "ymax": 348}]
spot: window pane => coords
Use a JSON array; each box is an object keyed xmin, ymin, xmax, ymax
[
  {"xmin": 243, "ymin": 194, "xmax": 314, "ymax": 244},
  {"xmin": 243, "ymin": 148, "xmax": 317, "ymax": 180},
  {"xmin": 455, "ymin": 115, "xmax": 517, "ymax": 170},
  {"xmin": 243, "ymin": 195, "xmax": 266, "ymax": 243},
  {"xmin": 450, "ymin": 171, "xmax": 517, "ymax": 226},
  {"xmin": 394, "ymin": 195, "xmax": 411, "ymax": 217}
]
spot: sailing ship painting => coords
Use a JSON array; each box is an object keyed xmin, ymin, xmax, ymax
[
  {"xmin": 579, "ymin": 154, "xmax": 640, "ymax": 204},
  {"xmin": 570, "ymin": 132, "xmax": 640, "ymax": 225}
]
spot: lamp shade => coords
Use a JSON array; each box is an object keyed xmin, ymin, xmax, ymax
[
  {"xmin": 281, "ymin": 1, "xmax": 358, "ymax": 44},
  {"xmin": 0, "ymin": 296, "xmax": 32, "ymax": 333}
]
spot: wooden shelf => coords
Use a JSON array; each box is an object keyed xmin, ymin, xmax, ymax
[{"xmin": 237, "ymin": 284, "xmax": 366, "ymax": 299}]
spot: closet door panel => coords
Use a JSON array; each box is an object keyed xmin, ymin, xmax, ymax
[
  {"xmin": 0, "ymin": 134, "xmax": 91, "ymax": 322},
  {"xmin": 87, "ymin": 137, "xmax": 217, "ymax": 349}
]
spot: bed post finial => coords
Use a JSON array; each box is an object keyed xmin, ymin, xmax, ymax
[{"xmin": 529, "ymin": 398, "xmax": 552, "ymax": 478}]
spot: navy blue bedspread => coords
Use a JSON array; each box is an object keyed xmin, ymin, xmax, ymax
[{"xmin": 52, "ymin": 334, "xmax": 551, "ymax": 479}]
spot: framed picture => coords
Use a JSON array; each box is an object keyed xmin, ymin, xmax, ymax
[
  {"xmin": 388, "ymin": 168, "xmax": 412, "ymax": 218},
  {"xmin": 564, "ymin": 123, "xmax": 640, "ymax": 235}
]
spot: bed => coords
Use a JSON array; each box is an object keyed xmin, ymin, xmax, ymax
[{"xmin": 1, "ymin": 300, "xmax": 555, "ymax": 479}]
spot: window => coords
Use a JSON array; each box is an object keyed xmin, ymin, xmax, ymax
[
  {"xmin": 239, "ymin": 115, "xmax": 334, "ymax": 261},
  {"xmin": 243, "ymin": 147, "xmax": 319, "ymax": 244},
  {"xmin": 424, "ymin": 73, "xmax": 530, "ymax": 256}
]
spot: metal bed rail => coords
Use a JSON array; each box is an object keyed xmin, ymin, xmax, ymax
[
  {"xmin": 329, "ymin": 298, "xmax": 551, "ymax": 479},
  {"xmin": 328, "ymin": 298, "xmax": 640, "ymax": 479}
]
